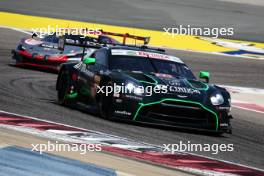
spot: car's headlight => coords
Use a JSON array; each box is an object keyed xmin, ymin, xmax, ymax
[
  {"xmin": 210, "ymin": 93, "xmax": 224, "ymax": 105},
  {"xmin": 125, "ymin": 82, "xmax": 144, "ymax": 96}
]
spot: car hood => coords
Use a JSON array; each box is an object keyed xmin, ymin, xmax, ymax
[{"xmin": 120, "ymin": 71, "xmax": 215, "ymax": 104}]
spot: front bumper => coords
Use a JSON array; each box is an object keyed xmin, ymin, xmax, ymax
[
  {"xmin": 113, "ymin": 96, "xmax": 232, "ymax": 133},
  {"xmin": 11, "ymin": 49, "xmax": 67, "ymax": 72}
]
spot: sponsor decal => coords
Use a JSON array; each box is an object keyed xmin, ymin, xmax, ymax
[
  {"xmin": 169, "ymin": 86, "xmax": 201, "ymax": 94},
  {"xmin": 154, "ymin": 73, "xmax": 173, "ymax": 79},
  {"xmin": 125, "ymin": 94, "xmax": 143, "ymax": 100},
  {"xmin": 41, "ymin": 43, "xmax": 58, "ymax": 49},
  {"xmin": 114, "ymin": 110, "xmax": 131, "ymax": 116},
  {"xmin": 177, "ymin": 95, "xmax": 188, "ymax": 98},
  {"xmin": 218, "ymin": 107, "xmax": 230, "ymax": 110},
  {"xmin": 220, "ymin": 123, "xmax": 229, "ymax": 127},
  {"xmin": 111, "ymin": 49, "xmax": 183, "ymax": 63},
  {"xmin": 168, "ymin": 80, "xmax": 181, "ymax": 86}
]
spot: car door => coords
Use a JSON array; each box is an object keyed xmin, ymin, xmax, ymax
[{"xmin": 78, "ymin": 49, "xmax": 108, "ymax": 102}]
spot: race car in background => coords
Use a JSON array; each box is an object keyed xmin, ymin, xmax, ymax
[
  {"xmin": 11, "ymin": 30, "xmax": 149, "ymax": 72},
  {"xmin": 11, "ymin": 33, "xmax": 97, "ymax": 72},
  {"xmin": 56, "ymin": 39, "xmax": 232, "ymax": 135}
]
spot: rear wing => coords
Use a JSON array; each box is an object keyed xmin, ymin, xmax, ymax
[
  {"xmin": 57, "ymin": 30, "xmax": 151, "ymax": 61},
  {"xmin": 58, "ymin": 30, "xmax": 151, "ymax": 50},
  {"xmin": 58, "ymin": 35, "xmax": 102, "ymax": 51},
  {"xmin": 100, "ymin": 30, "xmax": 150, "ymax": 45}
]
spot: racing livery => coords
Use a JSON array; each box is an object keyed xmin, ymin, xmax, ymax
[
  {"xmin": 11, "ymin": 30, "xmax": 146, "ymax": 72},
  {"xmin": 56, "ymin": 46, "xmax": 232, "ymax": 134},
  {"xmin": 11, "ymin": 33, "xmax": 98, "ymax": 72}
]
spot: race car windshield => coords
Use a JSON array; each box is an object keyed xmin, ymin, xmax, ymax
[{"xmin": 110, "ymin": 56, "xmax": 196, "ymax": 80}]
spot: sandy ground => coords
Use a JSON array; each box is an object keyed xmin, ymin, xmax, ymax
[{"xmin": 0, "ymin": 127, "xmax": 191, "ymax": 176}]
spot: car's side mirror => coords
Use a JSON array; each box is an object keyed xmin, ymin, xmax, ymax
[
  {"xmin": 199, "ymin": 71, "xmax": 210, "ymax": 83},
  {"xmin": 83, "ymin": 57, "xmax": 96, "ymax": 65}
]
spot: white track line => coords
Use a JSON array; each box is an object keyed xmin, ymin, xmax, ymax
[{"xmin": 0, "ymin": 26, "xmax": 32, "ymax": 35}]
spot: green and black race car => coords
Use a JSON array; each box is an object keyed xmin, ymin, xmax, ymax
[{"xmin": 56, "ymin": 45, "xmax": 232, "ymax": 134}]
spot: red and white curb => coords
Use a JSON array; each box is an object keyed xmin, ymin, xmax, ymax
[
  {"xmin": 232, "ymin": 101, "xmax": 264, "ymax": 114},
  {"xmin": 221, "ymin": 85, "xmax": 264, "ymax": 95},
  {"xmin": 220, "ymin": 85, "xmax": 264, "ymax": 113},
  {"xmin": 0, "ymin": 110, "xmax": 263, "ymax": 176}
]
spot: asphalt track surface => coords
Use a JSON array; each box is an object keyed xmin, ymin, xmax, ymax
[
  {"xmin": 1, "ymin": 0, "xmax": 264, "ymax": 42},
  {"xmin": 0, "ymin": 28, "xmax": 264, "ymax": 170},
  {"xmin": 1, "ymin": 0, "xmax": 264, "ymax": 172}
]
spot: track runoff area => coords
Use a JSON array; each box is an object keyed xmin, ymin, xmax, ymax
[{"xmin": 0, "ymin": 11, "xmax": 264, "ymax": 176}]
